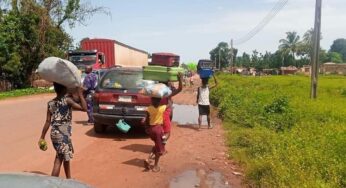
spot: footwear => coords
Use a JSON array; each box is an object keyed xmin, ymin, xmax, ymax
[
  {"xmin": 152, "ymin": 166, "xmax": 161, "ymax": 173},
  {"xmin": 144, "ymin": 160, "xmax": 151, "ymax": 170},
  {"xmin": 208, "ymin": 124, "xmax": 213, "ymax": 129}
]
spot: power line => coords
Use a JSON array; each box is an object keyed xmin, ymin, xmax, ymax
[
  {"xmin": 234, "ymin": 0, "xmax": 289, "ymax": 45},
  {"xmin": 234, "ymin": 0, "xmax": 288, "ymax": 45}
]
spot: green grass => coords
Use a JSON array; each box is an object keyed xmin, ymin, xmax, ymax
[
  {"xmin": 0, "ymin": 88, "xmax": 52, "ymax": 100},
  {"xmin": 211, "ymin": 74, "xmax": 346, "ymax": 188}
]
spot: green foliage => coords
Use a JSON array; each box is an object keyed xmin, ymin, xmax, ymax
[
  {"xmin": 209, "ymin": 42, "xmax": 237, "ymax": 69},
  {"xmin": 231, "ymin": 29, "xmax": 328, "ymax": 70},
  {"xmin": 326, "ymin": 52, "xmax": 343, "ymax": 63},
  {"xmin": 279, "ymin": 31, "xmax": 300, "ymax": 58},
  {"xmin": 211, "ymin": 74, "xmax": 346, "ymax": 187},
  {"xmin": 185, "ymin": 62, "xmax": 197, "ymax": 71},
  {"xmin": 0, "ymin": 87, "xmax": 52, "ymax": 100},
  {"xmin": 330, "ymin": 38, "xmax": 346, "ymax": 62},
  {"xmin": 0, "ymin": 0, "xmax": 105, "ymax": 88}
]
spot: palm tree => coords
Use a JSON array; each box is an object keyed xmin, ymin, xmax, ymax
[{"xmin": 279, "ymin": 31, "xmax": 300, "ymax": 60}]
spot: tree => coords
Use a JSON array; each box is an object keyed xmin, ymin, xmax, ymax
[
  {"xmin": 236, "ymin": 52, "xmax": 251, "ymax": 68},
  {"xmin": 297, "ymin": 29, "xmax": 314, "ymax": 58},
  {"xmin": 210, "ymin": 42, "xmax": 234, "ymax": 69},
  {"xmin": 325, "ymin": 52, "xmax": 343, "ymax": 63},
  {"xmin": 0, "ymin": 0, "xmax": 106, "ymax": 88},
  {"xmin": 279, "ymin": 31, "xmax": 300, "ymax": 67},
  {"xmin": 297, "ymin": 28, "xmax": 324, "ymax": 66},
  {"xmin": 279, "ymin": 31, "xmax": 300, "ymax": 57},
  {"xmin": 330, "ymin": 38, "xmax": 346, "ymax": 62}
]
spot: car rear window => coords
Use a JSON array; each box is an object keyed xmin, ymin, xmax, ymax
[{"xmin": 100, "ymin": 70, "xmax": 150, "ymax": 90}]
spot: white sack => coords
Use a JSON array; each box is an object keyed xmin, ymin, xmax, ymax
[
  {"xmin": 143, "ymin": 83, "xmax": 172, "ymax": 98},
  {"xmin": 38, "ymin": 57, "xmax": 81, "ymax": 88}
]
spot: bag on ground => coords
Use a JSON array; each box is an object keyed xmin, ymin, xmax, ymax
[
  {"xmin": 38, "ymin": 57, "xmax": 81, "ymax": 88},
  {"xmin": 142, "ymin": 83, "xmax": 172, "ymax": 98}
]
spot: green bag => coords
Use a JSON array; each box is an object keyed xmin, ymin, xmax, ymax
[{"xmin": 116, "ymin": 119, "xmax": 131, "ymax": 133}]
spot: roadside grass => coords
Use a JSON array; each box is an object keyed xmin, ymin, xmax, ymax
[
  {"xmin": 211, "ymin": 74, "xmax": 346, "ymax": 187},
  {"xmin": 0, "ymin": 88, "xmax": 52, "ymax": 100}
]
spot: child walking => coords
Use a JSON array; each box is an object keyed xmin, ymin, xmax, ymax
[
  {"xmin": 39, "ymin": 82, "xmax": 87, "ymax": 178},
  {"xmin": 142, "ymin": 97, "xmax": 171, "ymax": 172},
  {"xmin": 197, "ymin": 75, "xmax": 217, "ymax": 129}
]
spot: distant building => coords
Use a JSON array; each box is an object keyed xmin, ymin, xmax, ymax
[
  {"xmin": 298, "ymin": 65, "xmax": 311, "ymax": 75},
  {"xmin": 320, "ymin": 62, "xmax": 346, "ymax": 75},
  {"xmin": 280, "ymin": 66, "xmax": 298, "ymax": 75}
]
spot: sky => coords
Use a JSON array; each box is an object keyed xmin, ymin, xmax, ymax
[{"xmin": 65, "ymin": 0, "xmax": 346, "ymax": 62}]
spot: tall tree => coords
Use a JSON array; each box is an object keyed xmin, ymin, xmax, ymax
[
  {"xmin": 0, "ymin": 0, "xmax": 106, "ymax": 88},
  {"xmin": 279, "ymin": 31, "xmax": 300, "ymax": 66},
  {"xmin": 330, "ymin": 38, "xmax": 346, "ymax": 62},
  {"xmin": 210, "ymin": 42, "xmax": 234, "ymax": 69}
]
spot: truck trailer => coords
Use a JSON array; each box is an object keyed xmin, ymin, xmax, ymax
[{"xmin": 68, "ymin": 38, "xmax": 148, "ymax": 70}]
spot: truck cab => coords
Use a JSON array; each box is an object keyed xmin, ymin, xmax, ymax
[{"xmin": 68, "ymin": 50, "xmax": 105, "ymax": 71}]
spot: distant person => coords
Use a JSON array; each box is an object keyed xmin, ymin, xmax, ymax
[
  {"xmin": 83, "ymin": 66, "xmax": 98, "ymax": 124},
  {"xmin": 142, "ymin": 97, "xmax": 171, "ymax": 172},
  {"xmin": 39, "ymin": 82, "xmax": 87, "ymax": 178},
  {"xmin": 197, "ymin": 75, "xmax": 218, "ymax": 129}
]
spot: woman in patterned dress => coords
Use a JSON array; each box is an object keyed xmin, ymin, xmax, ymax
[{"xmin": 39, "ymin": 82, "xmax": 87, "ymax": 178}]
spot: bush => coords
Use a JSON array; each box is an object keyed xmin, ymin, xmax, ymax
[{"xmin": 211, "ymin": 74, "xmax": 346, "ymax": 187}]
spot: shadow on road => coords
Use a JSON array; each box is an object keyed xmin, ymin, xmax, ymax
[
  {"xmin": 85, "ymin": 127, "xmax": 148, "ymax": 140},
  {"xmin": 122, "ymin": 158, "xmax": 145, "ymax": 168},
  {"xmin": 176, "ymin": 123, "xmax": 199, "ymax": 131},
  {"xmin": 74, "ymin": 120, "xmax": 90, "ymax": 126},
  {"xmin": 121, "ymin": 144, "xmax": 152, "ymax": 154}
]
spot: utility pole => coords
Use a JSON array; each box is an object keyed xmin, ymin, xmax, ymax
[
  {"xmin": 218, "ymin": 48, "xmax": 221, "ymax": 70},
  {"xmin": 310, "ymin": 0, "xmax": 322, "ymax": 99},
  {"xmin": 230, "ymin": 39, "xmax": 233, "ymax": 74}
]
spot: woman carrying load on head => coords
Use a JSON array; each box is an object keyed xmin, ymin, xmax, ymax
[{"xmin": 39, "ymin": 82, "xmax": 87, "ymax": 178}]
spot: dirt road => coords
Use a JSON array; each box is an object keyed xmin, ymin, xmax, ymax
[{"xmin": 0, "ymin": 85, "xmax": 242, "ymax": 188}]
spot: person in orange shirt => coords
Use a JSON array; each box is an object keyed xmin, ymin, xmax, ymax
[{"xmin": 142, "ymin": 97, "xmax": 170, "ymax": 172}]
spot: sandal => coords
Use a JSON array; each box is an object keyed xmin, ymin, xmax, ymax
[
  {"xmin": 144, "ymin": 160, "xmax": 151, "ymax": 170},
  {"xmin": 152, "ymin": 166, "xmax": 161, "ymax": 173}
]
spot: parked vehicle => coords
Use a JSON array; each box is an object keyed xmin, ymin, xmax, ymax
[
  {"xmin": 150, "ymin": 53, "xmax": 180, "ymax": 67},
  {"xmin": 68, "ymin": 38, "xmax": 148, "ymax": 71},
  {"xmin": 92, "ymin": 67, "xmax": 153, "ymax": 133}
]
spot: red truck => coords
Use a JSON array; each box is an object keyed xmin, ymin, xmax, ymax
[{"xmin": 68, "ymin": 38, "xmax": 148, "ymax": 70}]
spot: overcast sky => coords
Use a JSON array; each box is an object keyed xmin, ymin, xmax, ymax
[{"xmin": 66, "ymin": 0, "xmax": 346, "ymax": 62}]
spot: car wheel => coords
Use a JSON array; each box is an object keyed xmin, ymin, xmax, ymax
[{"xmin": 94, "ymin": 123, "xmax": 106, "ymax": 133}]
